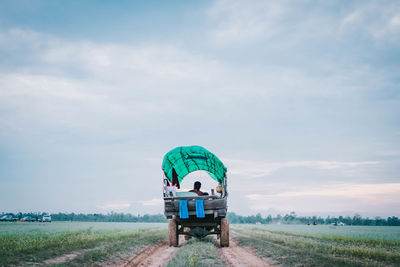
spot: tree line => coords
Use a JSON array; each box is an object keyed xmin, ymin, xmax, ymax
[
  {"xmin": 0, "ymin": 212, "xmax": 166, "ymax": 222},
  {"xmin": 227, "ymin": 212, "xmax": 400, "ymax": 226},
  {"xmin": 2, "ymin": 211, "xmax": 399, "ymax": 225},
  {"xmin": 52, "ymin": 212, "xmax": 167, "ymax": 222}
]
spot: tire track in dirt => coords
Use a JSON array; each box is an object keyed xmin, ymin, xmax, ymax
[
  {"xmin": 43, "ymin": 252, "xmax": 81, "ymax": 265},
  {"xmin": 219, "ymin": 240, "xmax": 277, "ymax": 267},
  {"xmin": 121, "ymin": 236, "xmax": 186, "ymax": 267},
  {"xmin": 121, "ymin": 235, "xmax": 275, "ymax": 267},
  {"xmin": 120, "ymin": 242, "xmax": 176, "ymax": 267}
]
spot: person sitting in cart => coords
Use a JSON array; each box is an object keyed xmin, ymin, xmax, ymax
[{"xmin": 189, "ymin": 181, "xmax": 208, "ymax": 196}]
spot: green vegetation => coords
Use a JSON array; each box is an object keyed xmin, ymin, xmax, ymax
[
  {"xmin": 232, "ymin": 225, "xmax": 400, "ymax": 266},
  {"xmin": 52, "ymin": 212, "xmax": 167, "ymax": 222},
  {"xmin": 3, "ymin": 211, "xmax": 399, "ymax": 225},
  {"xmin": 0, "ymin": 222, "xmax": 167, "ymax": 266},
  {"xmin": 239, "ymin": 224, "xmax": 400, "ymax": 240},
  {"xmin": 0, "ymin": 221, "xmax": 167, "ymax": 234},
  {"xmin": 2, "ymin": 221, "xmax": 400, "ymax": 266},
  {"xmin": 0, "ymin": 211, "xmax": 167, "ymax": 222},
  {"xmin": 167, "ymin": 238, "xmax": 226, "ymax": 267},
  {"xmin": 228, "ymin": 212, "xmax": 400, "ymax": 226}
]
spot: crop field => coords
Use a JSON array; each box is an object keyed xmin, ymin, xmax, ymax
[
  {"xmin": 0, "ymin": 221, "xmax": 167, "ymax": 234},
  {"xmin": 231, "ymin": 225, "xmax": 400, "ymax": 266},
  {"xmin": 0, "ymin": 222, "xmax": 167, "ymax": 266},
  {"xmin": 238, "ymin": 224, "xmax": 400, "ymax": 240},
  {"xmin": 1, "ymin": 222, "xmax": 400, "ymax": 266}
]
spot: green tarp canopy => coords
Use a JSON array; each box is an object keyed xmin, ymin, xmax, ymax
[{"xmin": 162, "ymin": 146, "xmax": 227, "ymax": 184}]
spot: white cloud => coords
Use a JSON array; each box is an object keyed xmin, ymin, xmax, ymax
[
  {"xmin": 340, "ymin": 2, "xmax": 400, "ymax": 41},
  {"xmin": 247, "ymin": 183, "xmax": 400, "ymax": 202},
  {"xmin": 209, "ymin": 0, "xmax": 400, "ymax": 45},
  {"xmin": 0, "ymin": 29, "xmax": 235, "ymax": 136},
  {"xmin": 138, "ymin": 198, "xmax": 164, "ymax": 206},
  {"xmin": 224, "ymin": 159, "xmax": 379, "ymax": 178},
  {"xmin": 0, "ymin": 5, "xmax": 399, "ymax": 217},
  {"xmin": 0, "ymin": 27, "xmax": 389, "ymax": 121},
  {"xmin": 389, "ymin": 13, "xmax": 400, "ymax": 29},
  {"xmin": 98, "ymin": 201, "xmax": 131, "ymax": 211},
  {"xmin": 0, "ymin": 29, "xmax": 227, "ymax": 87},
  {"xmin": 207, "ymin": 0, "xmax": 288, "ymax": 44},
  {"xmin": 41, "ymin": 42, "xmax": 225, "ymax": 83},
  {"xmin": 245, "ymin": 183, "xmax": 400, "ymax": 215},
  {"xmin": 376, "ymin": 150, "xmax": 400, "ymax": 157}
]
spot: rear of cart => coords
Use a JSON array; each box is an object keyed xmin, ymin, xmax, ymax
[{"xmin": 162, "ymin": 146, "xmax": 229, "ymax": 247}]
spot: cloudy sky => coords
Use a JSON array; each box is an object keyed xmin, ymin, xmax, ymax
[{"xmin": 1, "ymin": 0, "xmax": 399, "ymax": 217}]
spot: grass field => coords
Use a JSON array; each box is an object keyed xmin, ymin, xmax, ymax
[
  {"xmin": 167, "ymin": 237, "xmax": 225, "ymax": 267},
  {"xmin": 0, "ymin": 221, "xmax": 167, "ymax": 234},
  {"xmin": 232, "ymin": 225, "xmax": 400, "ymax": 266},
  {"xmin": 0, "ymin": 222, "xmax": 167, "ymax": 266},
  {"xmin": 243, "ymin": 224, "xmax": 400, "ymax": 240},
  {"xmin": 1, "ymin": 222, "xmax": 400, "ymax": 266}
]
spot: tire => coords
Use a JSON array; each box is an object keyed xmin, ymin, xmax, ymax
[
  {"xmin": 168, "ymin": 219, "xmax": 178, "ymax": 247},
  {"xmin": 220, "ymin": 218, "xmax": 229, "ymax": 247}
]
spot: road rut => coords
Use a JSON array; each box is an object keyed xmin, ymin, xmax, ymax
[
  {"xmin": 220, "ymin": 241, "xmax": 276, "ymax": 267},
  {"xmin": 121, "ymin": 237, "xmax": 275, "ymax": 267},
  {"xmin": 120, "ymin": 242, "xmax": 178, "ymax": 267}
]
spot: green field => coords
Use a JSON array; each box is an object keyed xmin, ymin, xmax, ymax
[
  {"xmin": 0, "ymin": 222, "xmax": 167, "ymax": 266},
  {"xmin": 231, "ymin": 225, "xmax": 400, "ymax": 267},
  {"xmin": 167, "ymin": 237, "xmax": 225, "ymax": 267},
  {"xmin": 0, "ymin": 221, "xmax": 167, "ymax": 234},
  {"xmin": 1, "ymin": 222, "xmax": 400, "ymax": 266},
  {"xmin": 238, "ymin": 224, "xmax": 400, "ymax": 240}
]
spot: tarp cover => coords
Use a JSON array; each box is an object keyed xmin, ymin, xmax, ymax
[{"xmin": 162, "ymin": 146, "xmax": 227, "ymax": 184}]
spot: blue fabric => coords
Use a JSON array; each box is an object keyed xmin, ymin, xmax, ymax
[
  {"xmin": 195, "ymin": 199, "xmax": 205, "ymax": 218},
  {"xmin": 179, "ymin": 200, "xmax": 189, "ymax": 219}
]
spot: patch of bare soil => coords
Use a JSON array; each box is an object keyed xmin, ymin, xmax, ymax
[
  {"xmin": 121, "ymin": 237, "xmax": 185, "ymax": 267},
  {"xmin": 43, "ymin": 252, "xmax": 81, "ymax": 265},
  {"xmin": 219, "ymin": 241, "xmax": 277, "ymax": 267}
]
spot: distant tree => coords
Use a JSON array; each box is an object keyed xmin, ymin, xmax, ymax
[
  {"xmin": 5, "ymin": 211, "xmax": 399, "ymax": 225},
  {"xmin": 353, "ymin": 214, "xmax": 362, "ymax": 225},
  {"xmin": 387, "ymin": 216, "xmax": 399, "ymax": 226}
]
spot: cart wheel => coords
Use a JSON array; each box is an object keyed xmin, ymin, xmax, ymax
[
  {"xmin": 168, "ymin": 219, "xmax": 179, "ymax": 247},
  {"xmin": 220, "ymin": 218, "xmax": 229, "ymax": 247}
]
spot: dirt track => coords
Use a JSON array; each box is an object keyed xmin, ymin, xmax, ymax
[
  {"xmin": 121, "ymin": 238, "xmax": 275, "ymax": 267},
  {"xmin": 43, "ymin": 252, "xmax": 81, "ymax": 265},
  {"xmin": 120, "ymin": 241, "xmax": 178, "ymax": 267},
  {"xmin": 219, "ymin": 241, "xmax": 275, "ymax": 267}
]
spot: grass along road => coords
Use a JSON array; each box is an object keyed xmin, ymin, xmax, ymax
[
  {"xmin": 126, "ymin": 235, "xmax": 275, "ymax": 267},
  {"xmin": 167, "ymin": 237, "xmax": 226, "ymax": 267},
  {"xmin": 231, "ymin": 225, "xmax": 400, "ymax": 267},
  {"xmin": 122, "ymin": 241, "xmax": 179, "ymax": 267},
  {"xmin": 0, "ymin": 223, "xmax": 167, "ymax": 266},
  {"xmin": 2, "ymin": 222, "xmax": 399, "ymax": 266}
]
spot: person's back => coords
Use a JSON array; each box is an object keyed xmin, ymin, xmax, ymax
[{"xmin": 189, "ymin": 181, "xmax": 208, "ymax": 196}]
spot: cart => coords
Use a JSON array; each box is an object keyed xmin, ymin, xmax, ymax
[{"xmin": 162, "ymin": 146, "xmax": 229, "ymax": 247}]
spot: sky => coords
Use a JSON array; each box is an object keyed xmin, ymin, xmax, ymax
[{"xmin": 1, "ymin": 0, "xmax": 399, "ymax": 218}]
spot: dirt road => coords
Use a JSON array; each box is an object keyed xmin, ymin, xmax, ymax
[
  {"xmin": 219, "ymin": 241, "xmax": 276, "ymax": 267},
  {"xmin": 43, "ymin": 252, "xmax": 81, "ymax": 265},
  {"xmin": 121, "ymin": 238, "xmax": 275, "ymax": 267},
  {"xmin": 121, "ymin": 242, "xmax": 178, "ymax": 267}
]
